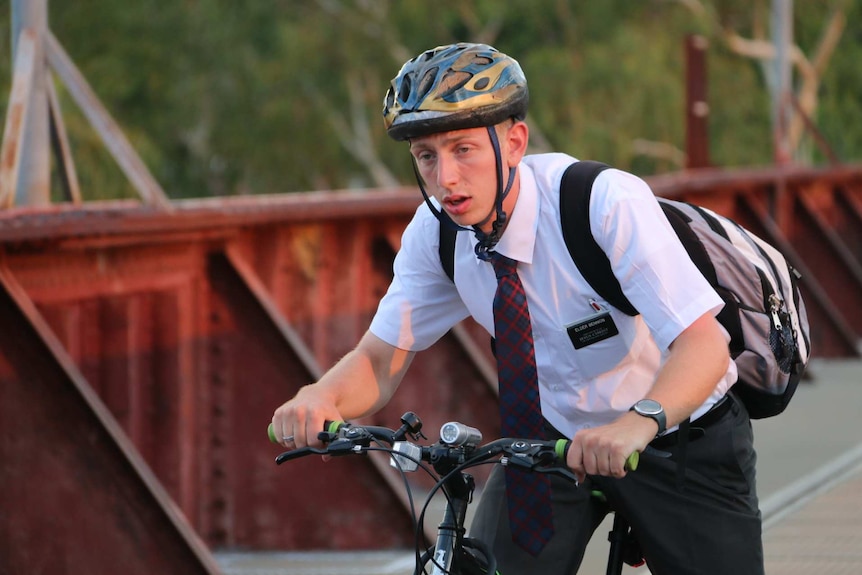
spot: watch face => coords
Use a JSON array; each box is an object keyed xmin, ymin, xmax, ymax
[{"xmin": 635, "ymin": 399, "xmax": 663, "ymax": 415}]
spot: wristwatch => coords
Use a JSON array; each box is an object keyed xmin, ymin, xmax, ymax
[{"xmin": 630, "ymin": 399, "xmax": 667, "ymax": 436}]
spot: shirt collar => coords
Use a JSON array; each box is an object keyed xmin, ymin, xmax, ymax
[{"xmin": 469, "ymin": 162, "xmax": 539, "ymax": 265}]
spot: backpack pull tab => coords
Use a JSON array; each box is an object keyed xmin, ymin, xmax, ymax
[{"xmin": 768, "ymin": 294, "xmax": 784, "ymax": 330}]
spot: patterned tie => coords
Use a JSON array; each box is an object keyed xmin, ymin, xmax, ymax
[{"xmin": 489, "ymin": 251, "xmax": 554, "ymax": 556}]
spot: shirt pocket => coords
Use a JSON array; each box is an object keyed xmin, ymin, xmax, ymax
[{"xmin": 565, "ymin": 306, "xmax": 637, "ymax": 379}]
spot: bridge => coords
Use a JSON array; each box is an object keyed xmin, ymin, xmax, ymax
[{"xmin": 2, "ymin": 2, "xmax": 861, "ymax": 573}]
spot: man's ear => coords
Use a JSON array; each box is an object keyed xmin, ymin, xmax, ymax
[{"xmin": 505, "ymin": 120, "xmax": 529, "ymax": 166}]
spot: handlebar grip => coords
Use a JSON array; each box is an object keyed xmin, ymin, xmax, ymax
[
  {"xmin": 267, "ymin": 420, "xmax": 347, "ymax": 443},
  {"xmin": 323, "ymin": 420, "xmax": 345, "ymax": 434},
  {"xmin": 554, "ymin": 440, "xmax": 639, "ymax": 471}
]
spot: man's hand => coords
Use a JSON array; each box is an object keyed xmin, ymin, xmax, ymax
[
  {"xmin": 566, "ymin": 411, "xmax": 657, "ymax": 483},
  {"xmin": 271, "ymin": 386, "xmax": 343, "ymax": 449},
  {"xmin": 270, "ymin": 331, "xmax": 416, "ymax": 450}
]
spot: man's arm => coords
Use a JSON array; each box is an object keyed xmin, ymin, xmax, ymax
[
  {"xmin": 566, "ymin": 311, "xmax": 730, "ymax": 481},
  {"xmin": 271, "ymin": 330, "xmax": 415, "ymax": 448}
]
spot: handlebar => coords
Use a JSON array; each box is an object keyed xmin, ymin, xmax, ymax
[{"xmin": 268, "ymin": 413, "xmax": 639, "ymax": 478}]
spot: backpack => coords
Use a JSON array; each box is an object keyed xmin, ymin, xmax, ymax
[{"xmin": 439, "ymin": 160, "xmax": 811, "ymax": 419}]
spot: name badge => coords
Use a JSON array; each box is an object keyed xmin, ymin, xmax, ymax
[{"xmin": 566, "ymin": 310, "xmax": 619, "ymax": 350}]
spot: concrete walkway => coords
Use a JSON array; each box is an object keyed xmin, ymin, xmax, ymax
[
  {"xmin": 756, "ymin": 358, "xmax": 862, "ymax": 574},
  {"xmin": 217, "ymin": 358, "xmax": 862, "ymax": 574}
]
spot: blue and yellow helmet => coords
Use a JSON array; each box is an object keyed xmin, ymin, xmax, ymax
[{"xmin": 383, "ymin": 43, "xmax": 529, "ymax": 141}]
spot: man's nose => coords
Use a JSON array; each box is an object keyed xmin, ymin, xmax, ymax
[{"xmin": 436, "ymin": 153, "xmax": 459, "ymax": 188}]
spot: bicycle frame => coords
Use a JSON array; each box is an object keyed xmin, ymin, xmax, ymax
[{"xmin": 420, "ymin": 470, "xmax": 476, "ymax": 575}]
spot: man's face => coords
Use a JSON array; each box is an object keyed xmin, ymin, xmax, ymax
[{"xmin": 409, "ymin": 126, "xmax": 513, "ymax": 233}]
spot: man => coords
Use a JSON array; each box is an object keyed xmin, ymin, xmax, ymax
[{"xmin": 272, "ymin": 43, "xmax": 763, "ymax": 574}]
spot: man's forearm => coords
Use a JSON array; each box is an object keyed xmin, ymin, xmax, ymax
[
  {"xmin": 314, "ymin": 331, "xmax": 415, "ymax": 420},
  {"xmin": 646, "ymin": 313, "xmax": 730, "ymax": 429}
]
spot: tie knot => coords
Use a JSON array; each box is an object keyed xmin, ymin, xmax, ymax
[{"xmin": 489, "ymin": 251, "xmax": 518, "ymax": 279}]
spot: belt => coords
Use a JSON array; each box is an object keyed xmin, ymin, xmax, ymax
[{"xmin": 650, "ymin": 394, "xmax": 734, "ymax": 450}]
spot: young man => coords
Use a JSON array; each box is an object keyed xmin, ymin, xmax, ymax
[{"xmin": 272, "ymin": 43, "xmax": 763, "ymax": 574}]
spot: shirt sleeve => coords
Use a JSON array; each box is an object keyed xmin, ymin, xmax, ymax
[
  {"xmin": 369, "ymin": 204, "xmax": 470, "ymax": 351},
  {"xmin": 589, "ymin": 170, "xmax": 724, "ymax": 350}
]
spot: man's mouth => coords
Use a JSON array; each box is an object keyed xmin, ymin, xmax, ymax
[{"xmin": 443, "ymin": 195, "xmax": 471, "ymax": 216}]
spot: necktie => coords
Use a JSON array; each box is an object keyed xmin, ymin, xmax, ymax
[{"xmin": 489, "ymin": 251, "xmax": 554, "ymax": 556}]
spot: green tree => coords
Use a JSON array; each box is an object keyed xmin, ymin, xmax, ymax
[{"xmin": 1, "ymin": 0, "xmax": 859, "ymax": 202}]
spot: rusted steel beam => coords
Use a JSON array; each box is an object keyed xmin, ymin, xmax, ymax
[
  {"xmin": 834, "ymin": 185, "xmax": 862, "ymax": 262},
  {"xmin": 199, "ymin": 249, "xmax": 418, "ymax": 549},
  {"xmin": 47, "ymin": 72, "xmax": 83, "ymax": 204},
  {"xmin": 685, "ymin": 34, "xmax": 710, "ymax": 169},
  {"xmin": 738, "ymin": 192, "xmax": 859, "ymax": 357},
  {"xmin": 0, "ymin": 264, "xmax": 222, "ymax": 575},
  {"xmin": 44, "ymin": 32, "xmax": 171, "ymax": 210},
  {"xmin": 0, "ymin": 162, "xmax": 860, "ymax": 561},
  {"xmin": 647, "ymin": 164, "xmax": 862, "ymax": 199},
  {"xmin": 0, "ymin": 188, "xmax": 421, "ymax": 243},
  {"xmin": 797, "ymin": 185, "xmax": 862, "ymax": 322},
  {"xmin": 0, "ymin": 29, "xmax": 36, "ymax": 208},
  {"xmin": 224, "ymin": 244, "xmax": 322, "ymax": 379}
]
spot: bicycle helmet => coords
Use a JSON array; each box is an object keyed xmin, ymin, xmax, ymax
[{"xmin": 383, "ymin": 43, "xmax": 529, "ymax": 141}]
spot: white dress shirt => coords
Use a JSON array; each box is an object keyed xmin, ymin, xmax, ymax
[{"xmin": 370, "ymin": 152, "xmax": 736, "ymax": 438}]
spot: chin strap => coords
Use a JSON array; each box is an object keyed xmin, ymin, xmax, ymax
[
  {"xmin": 474, "ymin": 126, "xmax": 516, "ymax": 260},
  {"xmin": 411, "ymin": 125, "xmax": 517, "ymax": 260}
]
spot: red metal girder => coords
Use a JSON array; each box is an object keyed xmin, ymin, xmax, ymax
[
  {"xmin": 0, "ymin": 265, "xmax": 221, "ymax": 575},
  {"xmin": 737, "ymin": 192, "xmax": 859, "ymax": 358},
  {"xmin": 0, "ymin": 162, "xmax": 861, "ymax": 560},
  {"xmin": 685, "ymin": 34, "xmax": 710, "ymax": 169},
  {"xmin": 796, "ymin": 185, "xmax": 862, "ymax": 330},
  {"xmin": 201, "ymin": 250, "xmax": 417, "ymax": 549},
  {"xmin": 834, "ymin": 185, "xmax": 862, "ymax": 263},
  {"xmin": 0, "ymin": 189, "xmax": 421, "ymax": 243}
]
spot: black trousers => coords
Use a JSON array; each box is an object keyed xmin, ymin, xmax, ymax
[{"xmin": 469, "ymin": 395, "xmax": 764, "ymax": 575}]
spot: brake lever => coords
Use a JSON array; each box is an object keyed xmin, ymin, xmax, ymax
[
  {"xmin": 534, "ymin": 464, "xmax": 579, "ymax": 484},
  {"xmin": 326, "ymin": 438, "xmax": 366, "ymax": 455},
  {"xmin": 275, "ymin": 446, "xmax": 327, "ymax": 464},
  {"xmin": 275, "ymin": 436, "xmax": 371, "ymax": 465},
  {"xmin": 643, "ymin": 445, "xmax": 672, "ymax": 458}
]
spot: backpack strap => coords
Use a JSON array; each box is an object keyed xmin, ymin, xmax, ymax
[
  {"xmin": 439, "ymin": 213, "xmax": 458, "ymax": 282},
  {"xmin": 559, "ymin": 161, "xmax": 638, "ymax": 316}
]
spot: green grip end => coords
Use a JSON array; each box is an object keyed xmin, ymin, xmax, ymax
[
  {"xmin": 555, "ymin": 441, "xmax": 638, "ymax": 472},
  {"xmin": 554, "ymin": 439, "xmax": 569, "ymax": 461},
  {"xmin": 625, "ymin": 451, "xmax": 639, "ymax": 471},
  {"xmin": 269, "ymin": 420, "xmax": 345, "ymax": 443}
]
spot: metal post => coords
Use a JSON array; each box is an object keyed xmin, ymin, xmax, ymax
[
  {"xmin": 11, "ymin": 0, "xmax": 51, "ymax": 206},
  {"xmin": 771, "ymin": 0, "xmax": 794, "ymax": 166},
  {"xmin": 685, "ymin": 34, "xmax": 710, "ymax": 169}
]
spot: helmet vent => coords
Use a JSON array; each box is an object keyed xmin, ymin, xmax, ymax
[
  {"xmin": 416, "ymin": 67, "xmax": 438, "ymax": 103},
  {"xmin": 398, "ymin": 75, "xmax": 413, "ymax": 103},
  {"xmin": 439, "ymin": 71, "xmax": 471, "ymax": 99}
]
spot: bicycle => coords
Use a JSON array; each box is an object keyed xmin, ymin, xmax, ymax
[{"xmin": 268, "ymin": 412, "xmax": 644, "ymax": 575}]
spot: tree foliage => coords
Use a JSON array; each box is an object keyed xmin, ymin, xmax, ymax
[{"xmin": 1, "ymin": 0, "xmax": 859, "ymax": 201}]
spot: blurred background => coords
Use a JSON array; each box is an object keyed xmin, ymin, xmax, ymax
[{"xmin": 2, "ymin": 0, "xmax": 860, "ymax": 200}]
